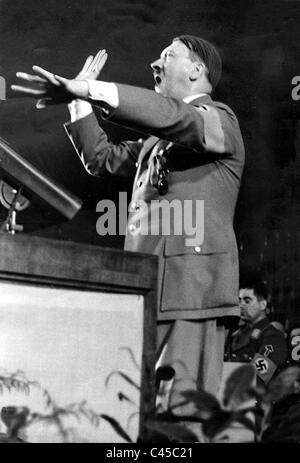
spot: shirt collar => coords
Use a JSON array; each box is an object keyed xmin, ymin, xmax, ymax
[
  {"xmin": 183, "ymin": 93, "xmax": 208, "ymax": 104},
  {"xmin": 252, "ymin": 316, "xmax": 269, "ymax": 330}
]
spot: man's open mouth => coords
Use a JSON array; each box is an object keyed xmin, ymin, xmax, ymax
[{"xmin": 154, "ymin": 74, "xmax": 162, "ymax": 85}]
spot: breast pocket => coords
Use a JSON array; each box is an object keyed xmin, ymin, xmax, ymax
[{"xmin": 160, "ymin": 242, "xmax": 238, "ymax": 312}]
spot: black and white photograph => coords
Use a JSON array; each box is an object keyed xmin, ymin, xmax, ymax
[{"xmin": 0, "ymin": 0, "xmax": 300, "ymax": 449}]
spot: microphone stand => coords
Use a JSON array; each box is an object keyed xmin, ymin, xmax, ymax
[{"xmin": 0, "ymin": 186, "xmax": 25, "ymax": 234}]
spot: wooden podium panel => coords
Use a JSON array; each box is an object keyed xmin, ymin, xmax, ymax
[{"xmin": 0, "ymin": 232, "xmax": 158, "ymax": 442}]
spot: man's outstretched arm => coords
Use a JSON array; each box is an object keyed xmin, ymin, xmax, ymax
[{"xmin": 12, "ymin": 52, "xmax": 241, "ymax": 156}]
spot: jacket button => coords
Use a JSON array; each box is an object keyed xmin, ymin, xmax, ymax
[
  {"xmin": 194, "ymin": 246, "xmax": 201, "ymax": 253},
  {"xmin": 129, "ymin": 224, "xmax": 136, "ymax": 232},
  {"xmin": 137, "ymin": 180, "xmax": 143, "ymax": 187}
]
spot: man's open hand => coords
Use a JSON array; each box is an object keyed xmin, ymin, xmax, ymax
[
  {"xmin": 75, "ymin": 49, "xmax": 108, "ymax": 81},
  {"xmin": 11, "ymin": 49, "xmax": 108, "ymax": 109}
]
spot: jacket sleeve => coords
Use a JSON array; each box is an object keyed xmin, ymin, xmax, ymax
[
  {"xmin": 257, "ymin": 331, "xmax": 288, "ymax": 368},
  {"xmin": 64, "ymin": 111, "xmax": 142, "ymax": 179},
  {"xmin": 251, "ymin": 330, "xmax": 288, "ymax": 384},
  {"xmin": 110, "ymin": 84, "xmax": 242, "ymax": 155}
]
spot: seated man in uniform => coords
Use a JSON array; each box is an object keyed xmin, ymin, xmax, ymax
[{"xmin": 225, "ymin": 280, "xmax": 287, "ymax": 386}]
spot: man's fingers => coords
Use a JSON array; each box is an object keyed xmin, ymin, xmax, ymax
[
  {"xmin": 93, "ymin": 49, "xmax": 107, "ymax": 71},
  {"xmin": 53, "ymin": 74, "xmax": 69, "ymax": 86},
  {"xmin": 89, "ymin": 49, "xmax": 105, "ymax": 68},
  {"xmin": 86, "ymin": 49, "xmax": 107, "ymax": 75},
  {"xmin": 32, "ymin": 65, "xmax": 60, "ymax": 85},
  {"xmin": 16, "ymin": 72, "xmax": 47, "ymax": 84},
  {"xmin": 98, "ymin": 52, "xmax": 108, "ymax": 70},
  {"xmin": 11, "ymin": 84, "xmax": 45, "ymax": 96},
  {"xmin": 80, "ymin": 55, "xmax": 94, "ymax": 74},
  {"xmin": 94, "ymin": 49, "xmax": 106, "ymax": 63},
  {"xmin": 13, "ymin": 64, "xmax": 89, "ymax": 101},
  {"xmin": 74, "ymin": 49, "xmax": 108, "ymax": 80}
]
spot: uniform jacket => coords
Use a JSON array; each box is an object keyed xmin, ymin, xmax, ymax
[
  {"xmin": 226, "ymin": 317, "xmax": 287, "ymax": 384},
  {"xmin": 65, "ymin": 85, "xmax": 245, "ymax": 321}
]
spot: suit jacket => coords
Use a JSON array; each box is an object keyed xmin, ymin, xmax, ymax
[{"xmin": 65, "ymin": 85, "xmax": 245, "ymax": 321}]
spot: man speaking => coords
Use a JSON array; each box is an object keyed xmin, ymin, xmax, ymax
[{"xmin": 12, "ymin": 35, "xmax": 245, "ymax": 425}]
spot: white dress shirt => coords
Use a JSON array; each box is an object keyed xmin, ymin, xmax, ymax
[{"xmin": 68, "ymin": 80, "xmax": 207, "ymax": 122}]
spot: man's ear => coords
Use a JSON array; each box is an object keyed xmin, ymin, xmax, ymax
[
  {"xmin": 189, "ymin": 61, "xmax": 205, "ymax": 81},
  {"xmin": 260, "ymin": 299, "xmax": 267, "ymax": 311}
]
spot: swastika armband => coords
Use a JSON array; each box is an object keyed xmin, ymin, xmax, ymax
[
  {"xmin": 252, "ymin": 354, "xmax": 277, "ymax": 384},
  {"xmin": 263, "ymin": 344, "xmax": 274, "ymax": 357}
]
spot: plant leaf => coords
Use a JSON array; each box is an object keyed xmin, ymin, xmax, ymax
[
  {"xmin": 105, "ymin": 371, "xmax": 140, "ymax": 390},
  {"xmin": 202, "ymin": 410, "xmax": 235, "ymax": 439},
  {"xmin": 118, "ymin": 392, "xmax": 136, "ymax": 405},
  {"xmin": 266, "ymin": 366, "xmax": 300, "ymax": 402},
  {"xmin": 178, "ymin": 389, "xmax": 221, "ymax": 419},
  {"xmin": 100, "ymin": 414, "xmax": 133, "ymax": 443},
  {"xmin": 119, "ymin": 347, "xmax": 141, "ymax": 370},
  {"xmin": 262, "ymin": 421, "xmax": 300, "ymax": 443},
  {"xmin": 153, "ymin": 411, "xmax": 204, "ymax": 423},
  {"xmin": 223, "ymin": 364, "xmax": 255, "ymax": 409},
  {"xmin": 145, "ymin": 418, "xmax": 198, "ymax": 443},
  {"xmin": 234, "ymin": 411, "xmax": 257, "ymax": 433}
]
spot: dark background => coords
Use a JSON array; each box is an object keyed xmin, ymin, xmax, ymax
[{"xmin": 0, "ymin": 0, "xmax": 300, "ymax": 323}]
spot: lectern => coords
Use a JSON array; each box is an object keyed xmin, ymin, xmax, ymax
[
  {"xmin": 0, "ymin": 136, "xmax": 157, "ymax": 442},
  {"xmin": 0, "ymin": 233, "xmax": 158, "ymax": 442},
  {"xmin": 0, "ymin": 136, "xmax": 82, "ymax": 232}
]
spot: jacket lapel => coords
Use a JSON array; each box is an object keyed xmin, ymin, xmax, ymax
[
  {"xmin": 231, "ymin": 325, "xmax": 252, "ymax": 351},
  {"xmin": 138, "ymin": 136, "xmax": 159, "ymax": 164},
  {"xmin": 188, "ymin": 94, "xmax": 212, "ymax": 107}
]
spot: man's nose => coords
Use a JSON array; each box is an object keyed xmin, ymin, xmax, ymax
[{"xmin": 150, "ymin": 59, "xmax": 162, "ymax": 72}]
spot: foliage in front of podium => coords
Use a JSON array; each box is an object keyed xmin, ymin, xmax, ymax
[
  {"xmin": 143, "ymin": 364, "xmax": 300, "ymax": 443},
  {"xmin": 1, "ymin": 364, "xmax": 300, "ymax": 443},
  {"xmin": 80, "ymin": 362, "xmax": 300, "ymax": 443},
  {"xmin": 0, "ymin": 370, "xmax": 114, "ymax": 442}
]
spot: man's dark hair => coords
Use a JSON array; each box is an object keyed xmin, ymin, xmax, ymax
[
  {"xmin": 174, "ymin": 35, "xmax": 222, "ymax": 91},
  {"xmin": 240, "ymin": 279, "xmax": 269, "ymax": 302}
]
